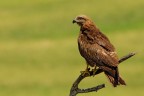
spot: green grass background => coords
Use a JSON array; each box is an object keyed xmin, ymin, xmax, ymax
[{"xmin": 0, "ymin": 0, "xmax": 144, "ymax": 96}]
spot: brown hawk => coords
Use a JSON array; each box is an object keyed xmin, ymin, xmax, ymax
[{"xmin": 73, "ymin": 15, "xmax": 126, "ymax": 87}]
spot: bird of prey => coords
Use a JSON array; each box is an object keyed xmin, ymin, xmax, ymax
[{"xmin": 73, "ymin": 15, "xmax": 126, "ymax": 87}]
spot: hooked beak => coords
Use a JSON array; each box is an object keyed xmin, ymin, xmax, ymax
[{"xmin": 72, "ymin": 19, "xmax": 77, "ymax": 24}]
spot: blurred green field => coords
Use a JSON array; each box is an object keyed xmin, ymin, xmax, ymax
[{"xmin": 0, "ymin": 0, "xmax": 144, "ymax": 96}]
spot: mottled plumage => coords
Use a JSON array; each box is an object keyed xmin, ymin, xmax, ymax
[{"xmin": 73, "ymin": 15, "xmax": 126, "ymax": 87}]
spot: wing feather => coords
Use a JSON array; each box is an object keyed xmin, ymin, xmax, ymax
[
  {"xmin": 87, "ymin": 43, "xmax": 119, "ymax": 67},
  {"xmin": 95, "ymin": 32, "xmax": 115, "ymax": 52},
  {"xmin": 78, "ymin": 30, "xmax": 119, "ymax": 67}
]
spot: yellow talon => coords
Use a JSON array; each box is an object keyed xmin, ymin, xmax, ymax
[
  {"xmin": 80, "ymin": 65, "xmax": 90, "ymax": 76},
  {"xmin": 92, "ymin": 65, "xmax": 97, "ymax": 76}
]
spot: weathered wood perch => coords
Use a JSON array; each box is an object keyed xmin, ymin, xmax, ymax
[{"xmin": 69, "ymin": 52, "xmax": 136, "ymax": 96}]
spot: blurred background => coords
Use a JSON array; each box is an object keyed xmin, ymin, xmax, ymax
[{"xmin": 0, "ymin": 0, "xmax": 144, "ymax": 96}]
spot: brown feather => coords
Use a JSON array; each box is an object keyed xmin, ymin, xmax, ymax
[{"xmin": 74, "ymin": 15, "xmax": 126, "ymax": 87}]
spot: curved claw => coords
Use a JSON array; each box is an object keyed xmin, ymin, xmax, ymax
[
  {"xmin": 92, "ymin": 65, "xmax": 98, "ymax": 77},
  {"xmin": 80, "ymin": 65, "xmax": 91, "ymax": 76},
  {"xmin": 92, "ymin": 69, "xmax": 98, "ymax": 77},
  {"xmin": 80, "ymin": 69, "xmax": 90, "ymax": 76}
]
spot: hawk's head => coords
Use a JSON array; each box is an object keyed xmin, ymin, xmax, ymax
[{"xmin": 73, "ymin": 15, "xmax": 91, "ymax": 26}]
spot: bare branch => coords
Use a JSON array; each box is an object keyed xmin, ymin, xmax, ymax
[
  {"xmin": 69, "ymin": 52, "xmax": 136, "ymax": 96},
  {"xmin": 69, "ymin": 74, "xmax": 105, "ymax": 96},
  {"xmin": 77, "ymin": 84, "xmax": 105, "ymax": 93},
  {"xmin": 118, "ymin": 52, "xmax": 136, "ymax": 63}
]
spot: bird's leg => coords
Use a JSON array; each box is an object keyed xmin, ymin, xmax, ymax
[
  {"xmin": 92, "ymin": 65, "xmax": 97, "ymax": 76},
  {"xmin": 80, "ymin": 64, "xmax": 90, "ymax": 76}
]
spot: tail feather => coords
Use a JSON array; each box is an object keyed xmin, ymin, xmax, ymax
[
  {"xmin": 104, "ymin": 67, "xmax": 126, "ymax": 87},
  {"xmin": 119, "ymin": 76, "xmax": 126, "ymax": 85},
  {"xmin": 104, "ymin": 72, "xmax": 118, "ymax": 87},
  {"xmin": 114, "ymin": 67, "xmax": 119, "ymax": 86}
]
